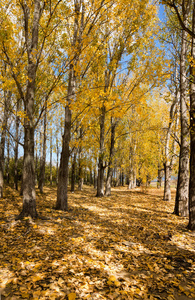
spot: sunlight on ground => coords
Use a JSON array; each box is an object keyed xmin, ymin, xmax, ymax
[{"xmin": 0, "ymin": 186, "xmax": 195, "ymax": 300}]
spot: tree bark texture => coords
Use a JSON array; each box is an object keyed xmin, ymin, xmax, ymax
[
  {"xmin": 6, "ymin": 134, "xmax": 10, "ymax": 184},
  {"xmin": 188, "ymin": 2, "xmax": 195, "ymax": 230},
  {"xmin": 105, "ymin": 118, "xmax": 116, "ymax": 196},
  {"xmin": 96, "ymin": 105, "xmax": 106, "ymax": 197},
  {"xmin": 78, "ymin": 127, "xmax": 84, "ymax": 190},
  {"xmin": 0, "ymin": 90, "xmax": 11, "ymax": 198},
  {"xmin": 14, "ymin": 99, "xmax": 20, "ymax": 190},
  {"xmin": 50, "ymin": 129, "xmax": 53, "ymax": 186},
  {"xmin": 38, "ymin": 107, "xmax": 47, "ymax": 193},
  {"xmin": 17, "ymin": 0, "xmax": 42, "ymax": 219},
  {"xmin": 56, "ymin": 67, "xmax": 74, "ymax": 210},
  {"xmin": 71, "ymin": 150, "xmax": 77, "ymax": 192},
  {"xmin": 175, "ymin": 11, "xmax": 189, "ymax": 216}
]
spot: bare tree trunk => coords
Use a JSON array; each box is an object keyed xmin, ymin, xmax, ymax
[
  {"xmin": 188, "ymin": 2, "xmax": 195, "ymax": 230},
  {"xmin": 164, "ymin": 163, "xmax": 171, "ymax": 201},
  {"xmin": 6, "ymin": 134, "xmax": 10, "ymax": 184},
  {"xmin": 56, "ymin": 137, "xmax": 59, "ymax": 185},
  {"xmin": 96, "ymin": 105, "xmax": 105, "ymax": 197},
  {"xmin": 175, "ymin": 9, "xmax": 189, "ymax": 215},
  {"xmin": 115, "ymin": 168, "xmax": 120, "ymax": 187},
  {"xmin": 14, "ymin": 99, "xmax": 20, "ymax": 190},
  {"xmin": 0, "ymin": 90, "xmax": 11, "ymax": 197},
  {"xmin": 35, "ymin": 139, "xmax": 38, "ymax": 186},
  {"xmin": 56, "ymin": 67, "xmax": 74, "ymax": 210},
  {"xmin": 50, "ymin": 128, "xmax": 53, "ymax": 186},
  {"xmin": 77, "ymin": 127, "xmax": 83, "ymax": 190},
  {"xmin": 94, "ymin": 168, "xmax": 97, "ymax": 189},
  {"xmin": 16, "ymin": 0, "xmax": 42, "ymax": 219},
  {"xmin": 157, "ymin": 164, "xmax": 163, "ymax": 188},
  {"xmin": 78, "ymin": 148, "xmax": 83, "ymax": 190},
  {"xmin": 105, "ymin": 118, "xmax": 116, "ymax": 196},
  {"xmin": 38, "ymin": 107, "xmax": 47, "ymax": 193},
  {"xmin": 56, "ymin": 0, "xmax": 83, "ymax": 209},
  {"xmin": 164, "ymin": 66, "xmax": 179, "ymax": 201},
  {"xmin": 71, "ymin": 150, "xmax": 76, "ymax": 192},
  {"xmin": 164, "ymin": 128, "xmax": 172, "ymax": 201}
]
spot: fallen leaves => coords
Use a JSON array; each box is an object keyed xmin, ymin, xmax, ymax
[
  {"xmin": 0, "ymin": 186, "xmax": 195, "ymax": 299},
  {"xmin": 68, "ymin": 292, "xmax": 77, "ymax": 300}
]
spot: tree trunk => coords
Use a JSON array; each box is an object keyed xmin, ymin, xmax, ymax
[
  {"xmin": 0, "ymin": 90, "xmax": 11, "ymax": 198},
  {"xmin": 50, "ymin": 128, "xmax": 53, "ymax": 186},
  {"xmin": 16, "ymin": 0, "xmax": 42, "ymax": 219},
  {"xmin": 56, "ymin": 0, "xmax": 81, "ymax": 209},
  {"xmin": 175, "ymin": 12, "xmax": 189, "ymax": 216},
  {"xmin": 164, "ymin": 138, "xmax": 171, "ymax": 201},
  {"xmin": 164, "ymin": 163, "xmax": 171, "ymax": 201},
  {"xmin": 94, "ymin": 168, "xmax": 97, "ymax": 189},
  {"xmin": 164, "ymin": 71, "xmax": 179, "ymax": 201},
  {"xmin": 105, "ymin": 118, "xmax": 116, "ymax": 196},
  {"xmin": 96, "ymin": 105, "xmax": 106, "ymax": 197},
  {"xmin": 17, "ymin": 125, "xmax": 38, "ymax": 219},
  {"xmin": 14, "ymin": 99, "xmax": 20, "ymax": 191},
  {"xmin": 71, "ymin": 150, "xmax": 76, "ymax": 192},
  {"xmin": 188, "ymin": 2, "xmax": 195, "ymax": 230},
  {"xmin": 38, "ymin": 107, "xmax": 47, "ymax": 193},
  {"xmin": 56, "ymin": 67, "xmax": 74, "ymax": 210},
  {"xmin": 35, "ymin": 139, "xmax": 38, "ymax": 186},
  {"xmin": 78, "ymin": 127, "xmax": 84, "ymax": 190},
  {"xmin": 6, "ymin": 134, "xmax": 10, "ymax": 184},
  {"xmin": 157, "ymin": 164, "xmax": 163, "ymax": 188},
  {"xmin": 56, "ymin": 137, "xmax": 59, "ymax": 185}
]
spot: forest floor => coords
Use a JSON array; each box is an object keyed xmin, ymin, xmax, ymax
[{"xmin": 0, "ymin": 185, "xmax": 195, "ymax": 300}]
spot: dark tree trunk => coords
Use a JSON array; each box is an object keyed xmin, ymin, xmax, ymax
[
  {"xmin": 175, "ymin": 13, "xmax": 189, "ymax": 216},
  {"xmin": 56, "ymin": 66, "xmax": 74, "ymax": 210},
  {"xmin": 105, "ymin": 118, "xmax": 116, "ymax": 196},
  {"xmin": 16, "ymin": 0, "xmax": 42, "ymax": 219},
  {"xmin": 188, "ymin": 2, "xmax": 195, "ymax": 230},
  {"xmin": 56, "ymin": 0, "xmax": 82, "ymax": 209},
  {"xmin": 94, "ymin": 168, "xmax": 97, "ymax": 189},
  {"xmin": 14, "ymin": 99, "xmax": 20, "ymax": 191},
  {"xmin": 71, "ymin": 150, "xmax": 76, "ymax": 192},
  {"xmin": 50, "ymin": 128, "xmax": 52, "ymax": 186},
  {"xmin": 96, "ymin": 105, "xmax": 106, "ymax": 197},
  {"xmin": 164, "ymin": 74, "xmax": 179, "ymax": 201},
  {"xmin": 0, "ymin": 90, "xmax": 11, "ymax": 197},
  {"xmin": 35, "ymin": 139, "xmax": 38, "ymax": 186},
  {"xmin": 89, "ymin": 168, "xmax": 93, "ymax": 185},
  {"xmin": 116, "ymin": 168, "xmax": 120, "ymax": 187},
  {"xmin": 38, "ymin": 107, "xmax": 47, "ymax": 193},
  {"xmin": 6, "ymin": 134, "xmax": 10, "ymax": 184},
  {"xmin": 164, "ymin": 163, "xmax": 171, "ymax": 201},
  {"xmin": 157, "ymin": 165, "xmax": 163, "ymax": 188},
  {"xmin": 78, "ymin": 127, "xmax": 84, "ymax": 190},
  {"xmin": 56, "ymin": 137, "xmax": 59, "ymax": 185},
  {"xmin": 17, "ymin": 125, "xmax": 38, "ymax": 218}
]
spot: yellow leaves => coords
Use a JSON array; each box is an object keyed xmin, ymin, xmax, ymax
[
  {"xmin": 108, "ymin": 275, "xmax": 116, "ymax": 282},
  {"xmin": 68, "ymin": 292, "xmax": 76, "ymax": 300},
  {"xmin": 32, "ymin": 273, "xmax": 45, "ymax": 282},
  {"xmin": 107, "ymin": 275, "xmax": 120, "ymax": 287},
  {"xmin": 57, "ymin": 277, "xmax": 64, "ymax": 287},
  {"xmin": 1, "ymin": 185, "xmax": 195, "ymax": 300}
]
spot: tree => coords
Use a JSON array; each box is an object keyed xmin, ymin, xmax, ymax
[
  {"xmin": 188, "ymin": 1, "xmax": 195, "ymax": 230},
  {"xmin": 0, "ymin": 0, "xmax": 65, "ymax": 218},
  {"xmin": 0, "ymin": 87, "xmax": 11, "ymax": 198},
  {"xmin": 163, "ymin": 0, "xmax": 195, "ymax": 229}
]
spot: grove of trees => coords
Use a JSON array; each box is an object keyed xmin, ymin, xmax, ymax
[{"xmin": 0, "ymin": 0, "xmax": 195, "ymax": 230}]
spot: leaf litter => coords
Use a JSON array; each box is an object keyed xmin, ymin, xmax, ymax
[{"xmin": 0, "ymin": 185, "xmax": 195, "ymax": 300}]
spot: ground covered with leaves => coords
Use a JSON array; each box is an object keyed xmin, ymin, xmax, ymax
[{"xmin": 0, "ymin": 185, "xmax": 195, "ymax": 300}]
